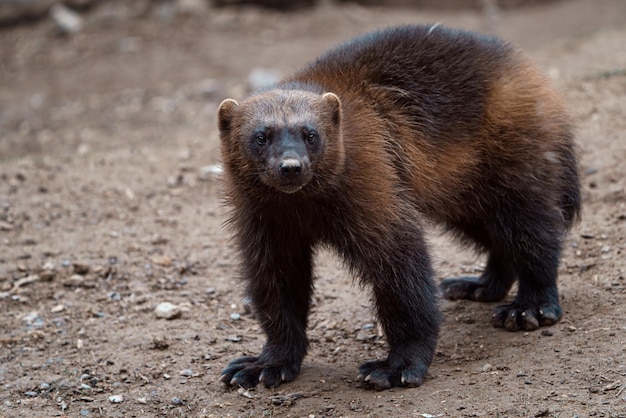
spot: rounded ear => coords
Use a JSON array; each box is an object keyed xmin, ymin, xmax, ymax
[
  {"xmin": 321, "ymin": 92, "xmax": 342, "ymax": 127},
  {"xmin": 217, "ymin": 99, "xmax": 239, "ymax": 134}
]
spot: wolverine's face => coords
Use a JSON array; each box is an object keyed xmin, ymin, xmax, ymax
[{"xmin": 217, "ymin": 90, "xmax": 342, "ymax": 194}]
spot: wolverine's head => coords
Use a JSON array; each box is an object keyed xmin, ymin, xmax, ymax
[{"xmin": 217, "ymin": 89, "xmax": 343, "ymax": 194}]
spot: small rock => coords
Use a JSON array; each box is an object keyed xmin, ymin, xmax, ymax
[
  {"xmin": 566, "ymin": 326, "xmax": 577, "ymax": 333},
  {"xmin": 50, "ymin": 4, "xmax": 83, "ymax": 34},
  {"xmin": 151, "ymin": 255, "xmax": 173, "ymax": 267},
  {"xmin": 108, "ymin": 395, "xmax": 124, "ymax": 403},
  {"xmin": 73, "ymin": 262, "xmax": 90, "ymax": 275},
  {"xmin": 225, "ymin": 335, "xmax": 242, "ymax": 342},
  {"xmin": 171, "ymin": 397, "xmax": 185, "ymax": 405},
  {"xmin": 180, "ymin": 369, "xmax": 194, "ymax": 377},
  {"xmin": 163, "ymin": 373, "xmax": 171, "ymax": 380},
  {"xmin": 230, "ymin": 313, "xmax": 241, "ymax": 321},
  {"xmin": 63, "ymin": 274, "xmax": 95, "ymax": 288},
  {"xmin": 355, "ymin": 330, "xmax": 376, "ymax": 341},
  {"xmin": 51, "ymin": 304, "xmax": 65, "ymax": 313},
  {"xmin": 108, "ymin": 292, "xmax": 122, "ymax": 301},
  {"xmin": 269, "ymin": 392, "xmax": 304, "ymax": 406},
  {"xmin": 0, "ymin": 220, "xmax": 13, "ymax": 231},
  {"xmin": 152, "ymin": 336, "xmax": 170, "ymax": 350},
  {"xmin": 22, "ymin": 311, "xmax": 43, "ymax": 327},
  {"xmin": 39, "ymin": 383, "xmax": 50, "ymax": 390},
  {"xmin": 237, "ymin": 387, "xmax": 257, "ymax": 399},
  {"xmin": 541, "ymin": 330, "xmax": 553, "ymax": 337},
  {"xmin": 482, "ymin": 363, "xmax": 492, "ymax": 373},
  {"xmin": 167, "ymin": 175, "xmax": 182, "ymax": 188},
  {"xmin": 40, "ymin": 269, "xmax": 56, "ymax": 281},
  {"xmin": 24, "ymin": 391, "xmax": 38, "ymax": 397},
  {"xmin": 155, "ymin": 302, "xmax": 181, "ymax": 320}
]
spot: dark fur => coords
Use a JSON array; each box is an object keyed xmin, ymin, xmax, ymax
[{"xmin": 217, "ymin": 24, "xmax": 580, "ymax": 390}]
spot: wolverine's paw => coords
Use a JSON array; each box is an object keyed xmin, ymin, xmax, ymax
[
  {"xmin": 440, "ymin": 276, "xmax": 508, "ymax": 302},
  {"xmin": 491, "ymin": 302, "xmax": 562, "ymax": 331},
  {"xmin": 358, "ymin": 359, "xmax": 426, "ymax": 391},
  {"xmin": 220, "ymin": 356, "xmax": 299, "ymax": 389}
]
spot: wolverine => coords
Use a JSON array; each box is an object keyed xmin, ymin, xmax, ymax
[{"xmin": 216, "ymin": 24, "xmax": 580, "ymax": 390}]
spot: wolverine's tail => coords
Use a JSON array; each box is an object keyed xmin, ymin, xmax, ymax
[{"xmin": 560, "ymin": 133, "xmax": 581, "ymax": 229}]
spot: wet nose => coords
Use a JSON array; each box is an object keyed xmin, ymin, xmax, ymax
[{"xmin": 279, "ymin": 158, "xmax": 302, "ymax": 178}]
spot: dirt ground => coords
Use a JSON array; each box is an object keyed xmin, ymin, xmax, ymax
[{"xmin": 1, "ymin": 0, "xmax": 625, "ymax": 416}]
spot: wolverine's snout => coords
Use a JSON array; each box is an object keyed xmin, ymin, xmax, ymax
[{"xmin": 279, "ymin": 158, "xmax": 303, "ymax": 179}]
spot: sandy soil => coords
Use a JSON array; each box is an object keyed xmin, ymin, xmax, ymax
[{"xmin": 1, "ymin": 0, "xmax": 625, "ymax": 416}]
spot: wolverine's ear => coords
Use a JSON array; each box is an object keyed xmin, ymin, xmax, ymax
[
  {"xmin": 321, "ymin": 92, "xmax": 342, "ymax": 127},
  {"xmin": 217, "ymin": 99, "xmax": 239, "ymax": 135}
]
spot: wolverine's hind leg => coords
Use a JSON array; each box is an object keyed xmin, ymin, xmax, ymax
[
  {"xmin": 440, "ymin": 222, "xmax": 516, "ymax": 302},
  {"xmin": 440, "ymin": 251, "xmax": 516, "ymax": 302},
  {"xmin": 490, "ymin": 231, "xmax": 563, "ymax": 331},
  {"xmin": 441, "ymin": 206, "xmax": 565, "ymax": 332}
]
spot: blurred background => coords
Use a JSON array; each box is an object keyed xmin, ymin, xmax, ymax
[{"xmin": 1, "ymin": 0, "xmax": 624, "ymax": 159}]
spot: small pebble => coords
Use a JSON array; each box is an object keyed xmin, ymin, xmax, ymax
[
  {"xmin": 355, "ymin": 330, "xmax": 376, "ymax": 341},
  {"xmin": 541, "ymin": 330, "xmax": 553, "ymax": 337},
  {"xmin": 225, "ymin": 335, "xmax": 242, "ymax": 342},
  {"xmin": 108, "ymin": 395, "xmax": 124, "ymax": 403},
  {"xmin": 482, "ymin": 363, "xmax": 492, "ymax": 373},
  {"xmin": 180, "ymin": 369, "xmax": 194, "ymax": 377},
  {"xmin": 230, "ymin": 313, "xmax": 241, "ymax": 321},
  {"xmin": 171, "ymin": 397, "xmax": 185, "ymax": 405},
  {"xmin": 80, "ymin": 383, "xmax": 91, "ymax": 390},
  {"xmin": 51, "ymin": 304, "xmax": 65, "ymax": 313},
  {"xmin": 39, "ymin": 383, "xmax": 50, "ymax": 390},
  {"xmin": 24, "ymin": 391, "xmax": 38, "ymax": 397},
  {"xmin": 108, "ymin": 292, "xmax": 122, "ymax": 301},
  {"xmin": 154, "ymin": 302, "xmax": 182, "ymax": 320},
  {"xmin": 50, "ymin": 4, "xmax": 83, "ymax": 34},
  {"xmin": 63, "ymin": 274, "xmax": 95, "ymax": 288},
  {"xmin": 73, "ymin": 262, "xmax": 90, "ymax": 275},
  {"xmin": 163, "ymin": 373, "xmax": 171, "ymax": 380}
]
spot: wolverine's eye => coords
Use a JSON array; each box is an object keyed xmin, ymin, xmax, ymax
[
  {"xmin": 305, "ymin": 130, "xmax": 317, "ymax": 144},
  {"xmin": 255, "ymin": 133, "xmax": 268, "ymax": 146}
]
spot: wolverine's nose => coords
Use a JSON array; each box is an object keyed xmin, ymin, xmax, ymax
[{"xmin": 279, "ymin": 158, "xmax": 302, "ymax": 178}]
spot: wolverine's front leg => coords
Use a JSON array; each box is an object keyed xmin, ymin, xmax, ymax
[
  {"xmin": 221, "ymin": 235, "xmax": 314, "ymax": 389},
  {"xmin": 347, "ymin": 225, "xmax": 442, "ymax": 390}
]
